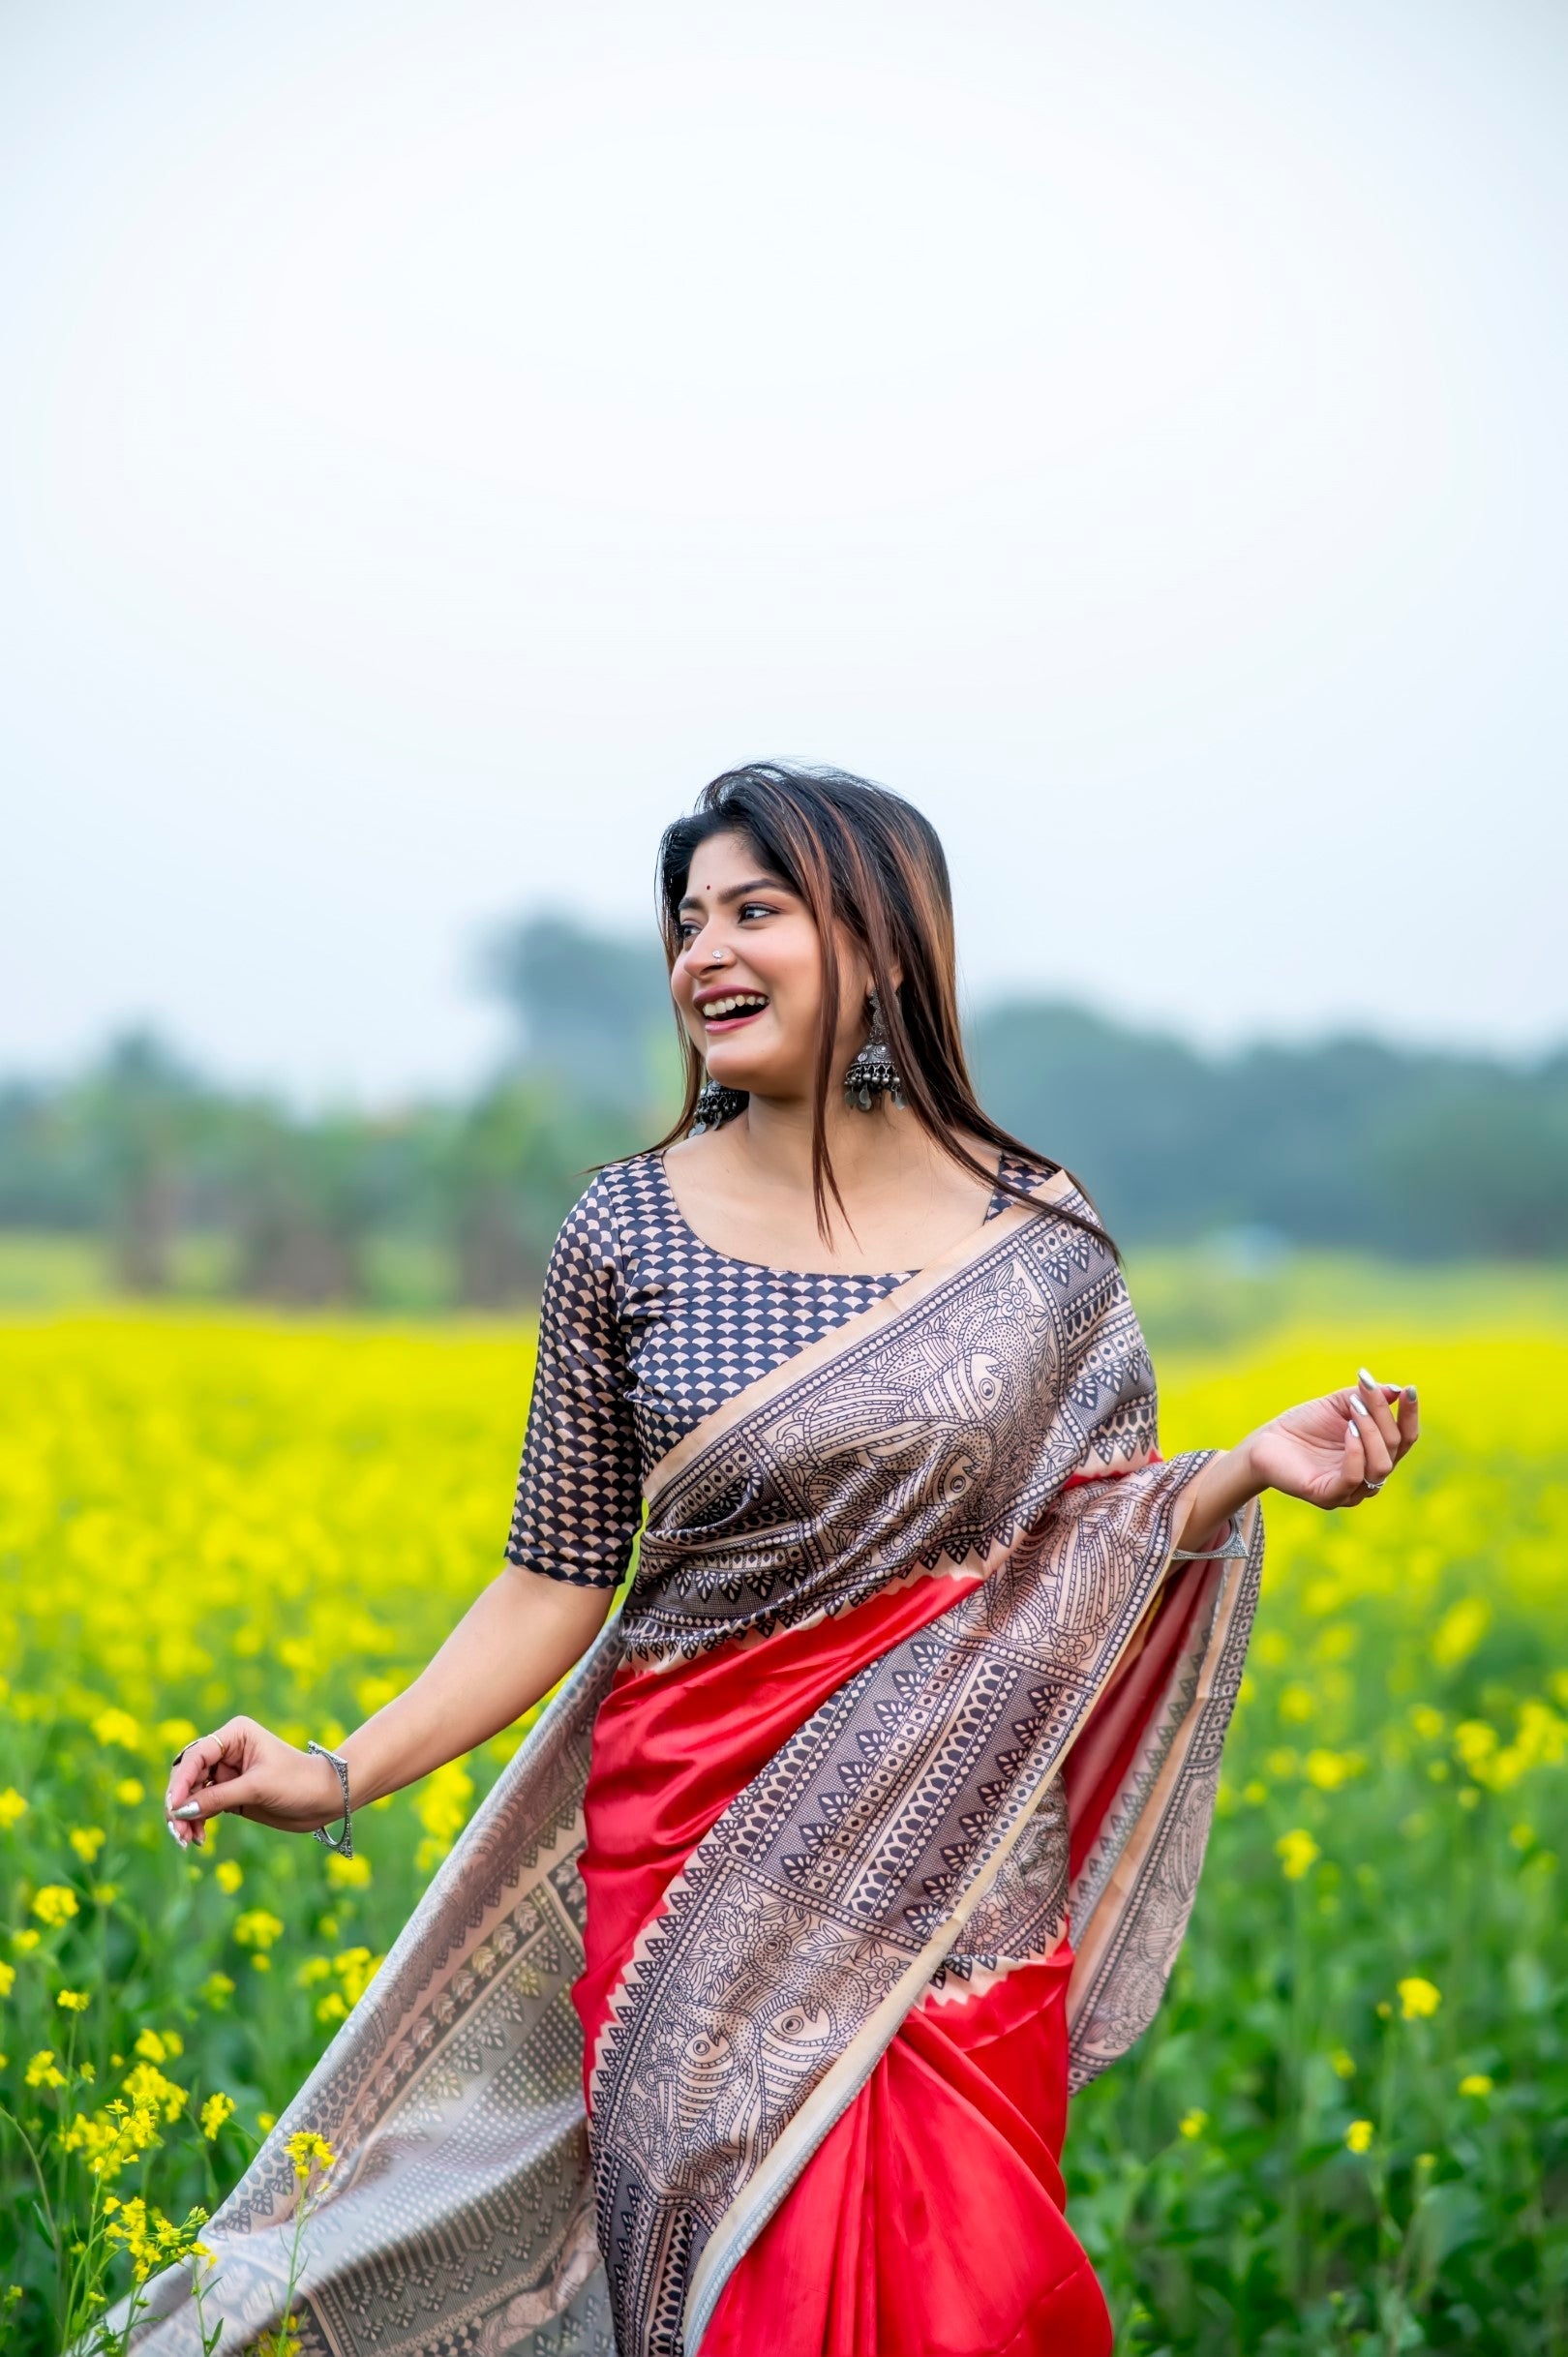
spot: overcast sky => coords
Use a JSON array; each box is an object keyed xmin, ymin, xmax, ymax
[{"xmin": 3, "ymin": 0, "xmax": 1564, "ymax": 1102}]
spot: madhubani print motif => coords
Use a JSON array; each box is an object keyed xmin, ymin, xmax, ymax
[
  {"xmin": 624, "ymin": 1204, "xmax": 1158, "ymax": 1667},
  {"xmin": 1067, "ymin": 1513, "xmax": 1262, "ymax": 2090},
  {"xmin": 926, "ymin": 1778, "xmax": 1070, "ymax": 1994},
  {"xmin": 587, "ymin": 1433, "xmax": 1197, "ymax": 2357},
  {"xmin": 126, "ymin": 1637, "xmax": 626, "ymax": 2357}
]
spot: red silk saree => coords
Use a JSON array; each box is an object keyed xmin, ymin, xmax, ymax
[{"xmin": 130, "ymin": 1175, "xmax": 1261, "ymax": 2357}]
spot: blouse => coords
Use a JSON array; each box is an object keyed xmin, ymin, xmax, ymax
[{"xmin": 505, "ymin": 1148, "xmax": 1041, "ymax": 1588}]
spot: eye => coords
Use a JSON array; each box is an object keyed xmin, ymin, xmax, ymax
[{"xmin": 739, "ymin": 902, "xmax": 779, "ymax": 922}]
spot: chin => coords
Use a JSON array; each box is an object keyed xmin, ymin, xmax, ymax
[{"xmin": 704, "ymin": 1059, "xmax": 768, "ymax": 1094}]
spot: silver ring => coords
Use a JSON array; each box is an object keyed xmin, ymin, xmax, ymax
[{"xmin": 1364, "ymin": 1478, "xmax": 1385, "ymax": 1494}]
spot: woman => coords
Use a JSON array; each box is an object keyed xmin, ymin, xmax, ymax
[{"xmin": 152, "ymin": 765, "xmax": 1416, "ymax": 2357}]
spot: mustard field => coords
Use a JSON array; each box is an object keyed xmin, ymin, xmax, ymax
[{"xmin": 1, "ymin": 1304, "xmax": 1565, "ymax": 2354}]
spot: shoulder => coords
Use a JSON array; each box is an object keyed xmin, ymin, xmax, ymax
[
  {"xmin": 549, "ymin": 1151, "xmax": 665, "ymax": 1277},
  {"xmin": 997, "ymin": 1151, "xmax": 1111, "ymax": 1247}
]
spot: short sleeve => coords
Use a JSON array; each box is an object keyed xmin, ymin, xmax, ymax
[{"xmin": 504, "ymin": 1176, "xmax": 643, "ymax": 1587}]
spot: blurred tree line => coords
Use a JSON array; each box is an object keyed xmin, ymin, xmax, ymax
[{"xmin": 2, "ymin": 917, "xmax": 1564, "ymax": 1306}]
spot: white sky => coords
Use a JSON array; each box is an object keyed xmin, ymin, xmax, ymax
[{"xmin": 3, "ymin": 0, "xmax": 1565, "ymax": 1101}]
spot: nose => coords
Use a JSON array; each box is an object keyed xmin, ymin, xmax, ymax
[{"xmin": 679, "ymin": 925, "xmax": 730, "ymax": 976}]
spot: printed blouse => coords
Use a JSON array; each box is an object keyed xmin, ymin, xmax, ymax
[{"xmin": 505, "ymin": 1148, "xmax": 1043, "ymax": 1588}]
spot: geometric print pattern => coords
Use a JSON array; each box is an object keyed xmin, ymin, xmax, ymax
[{"xmin": 506, "ymin": 1149, "xmax": 1038, "ymax": 1588}]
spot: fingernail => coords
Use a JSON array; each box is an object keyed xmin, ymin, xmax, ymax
[
  {"xmin": 172, "ymin": 1801, "xmax": 201, "ymax": 1821},
  {"xmin": 166, "ymin": 1822, "xmax": 184, "ymax": 1846},
  {"xmin": 1403, "ymin": 1385, "xmax": 1418, "ymax": 1403},
  {"xmin": 1358, "ymin": 1367, "xmax": 1376, "ymax": 1389},
  {"xmin": 1346, "ymin": 1395, "xmax": 1367, "ymax": 1417}
]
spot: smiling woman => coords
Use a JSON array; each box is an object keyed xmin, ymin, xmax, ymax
[{"xmin": 143, "ymin": 763, "xmax": 1417, "ymax": 2357}]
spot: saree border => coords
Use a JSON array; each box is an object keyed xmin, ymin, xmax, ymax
[{"xmin": 1065, "ymin": 1499, "xmax": 1263, "ymax": 2087}]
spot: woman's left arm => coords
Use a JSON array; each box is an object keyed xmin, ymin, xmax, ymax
[{"xmin": 1173, "ymin": 1368, "xmax": 1420, "ymax": 1551}]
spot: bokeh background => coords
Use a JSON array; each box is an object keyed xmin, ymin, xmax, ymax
[{"xmin": 2, "ymin": 4, "xmax": 1565, "ymax": 2352}]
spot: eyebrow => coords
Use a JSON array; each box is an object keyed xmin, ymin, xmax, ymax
[{"xmin": 677, "ymin": 874, "xmax": 791, "ymax": 913}]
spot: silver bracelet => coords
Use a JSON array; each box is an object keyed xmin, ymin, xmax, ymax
[
  {"xmin": 1169, "ymin": 1507, "xmax": 1251, "ymax": 1564},
  {"xmin": 307, "ymin": 1740, "xmax": 354, "ymax": 1858}
]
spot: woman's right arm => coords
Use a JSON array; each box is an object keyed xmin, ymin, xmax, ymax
[
  {"xmin": 165, "ymin": 1568, "xmax": 613, "ymax": 1839},
  {"xmin": 166, "ymin": 1178, "xmax": 641, "ymax": 1845}
]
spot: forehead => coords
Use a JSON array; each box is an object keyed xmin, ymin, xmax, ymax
[{"xmin": 678, "ymin": 829, "xmax": 785, "ymax": 900}]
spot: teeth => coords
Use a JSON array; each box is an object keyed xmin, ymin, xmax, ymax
[{"xmin": 704, "ymin": 995, "xmax": 767, "ymax": 1017}]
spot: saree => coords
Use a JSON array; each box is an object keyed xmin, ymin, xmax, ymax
[{"xmin": 129, "ymin": 1174, "xmax": 1261, "ymax": 2357}]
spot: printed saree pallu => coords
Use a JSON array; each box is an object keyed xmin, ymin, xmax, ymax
[{"xmin": 128, "ymin": 1178, "xmax": 1263, "ymax": 2357}]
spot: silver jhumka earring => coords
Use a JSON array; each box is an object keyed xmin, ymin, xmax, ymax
[
  {"xmin": 844, "ymin": 991, "xmax": 904, "ymax": 1110},
  {"xmin": 689, "ymin": 1077, "xmax": 747, "ymax": 1133}
]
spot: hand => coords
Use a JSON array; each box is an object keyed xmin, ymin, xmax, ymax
[
  {"xmin": 1242, "ymin": 1368, "xmax": 1419, "ymax": 1512},
  {"xmin": 165, "ymin": 1718, "xmax": 345, "ymax": 1850}
]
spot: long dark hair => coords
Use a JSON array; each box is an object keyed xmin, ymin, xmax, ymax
[{"xmin": 651, "ymin": 762, "xmax": 1113, "ymax": 1253}]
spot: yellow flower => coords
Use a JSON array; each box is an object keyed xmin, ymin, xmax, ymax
[
  {"xmin": 1454, "ymin": 1720, "xmax": 1498, "ymax": 1780},
  {"xmin": 414, "ymin": 1761, "xmax": 473, "ymax": 1858},
  {"xmin": 0, "ymin": 1788, "xmax": 27, "ymax": 1829},
  {"xmin": 1178, "ymin": 2108, "xmax": 1208, "ymax": 2139},
  {"xmin": 102, "ymin": 2194, "xmax": 211, "ymax": 2283},
  {"xmin": 92, "ymin": 1882, "xmax": 120, "ymax": 1906},
  {"xmin": 1330, "ymin": 2048, "xmax": 1355, "ymax": 2079},
  {"xmin": 123, "ymin": 2060, "xmax": 189, "ymax": 2122},
  {"xmin": 1279, "ymin": 1683, "xmax": 1313, "ymax": 1725},
  {"xmin": 284, "ymin": 2129, "xmax": 337, "ymax": 2182},
  {"xmin": 12, "ymin": 1930, "xmax": 40, "ymax": 1953},
  {"xmin": 114, "ymin": 1778, "xmax": 145, "ymax": 1807},
  {"xmin": 233, "ymin": 1908, "xmax": 286, "ymax": 1950},
  {"xmin": 1431, "ymin": 1598, "xmax": 1490, "ymax": 1671},
  {"xmin": 31, "ymin": 1885, "xmax": 79, "ymax": 1929},
  {"xmin": 199, "ymin": 1972, "xmax": 235, "ymax": 2008},
  {"xmin": 215, "ymin": 1859, "xmax": 244, "ymax": 1895},
  {"xmin": 25, "ymin": 2048, "xmax": 67, "ymax": 2089},
  {"xmin": 92, "ymin": 1707, "xmax": 143, "ymax": 1754},
  {"xmin": 0, "ymin": 1960, "xmax": 15, "ymax": 1999},
  {"xmin": 1276, "ymin": 1829, "xmax": 1320, "ymax": 1882},
  {"xmin": 333, "ymin": 1946, "xmax": 382, "ymax": 2008},
  {"xmin": 56, "ymin": 1988, "xmax": 91, "ymax": 2012},
  {"xmin": 1305, "ymin": 1748, "xmax": 1365, "ymax": 1791},
  {"xmin": 1410, "ymin": 1706, "xmax": 1445, "ymax": 1742},
  {"xmin": 61, "ymin": 2096, "xmax": 163, "ymax": 2179},
  {"xmin": 252, "ymin": 1953, "xmax": 272, "ymax": 1973},
  {"xmin": 325, "ymin": 1852, "xmax": 372, "ymax": 1889},
  {"xmin": 69, "ymin": 1827, "xmax": 106, "ymax": 1865},
  {"xmin": 199, "ymin": 2090, "xmax": 236, "ymax": 2139},
  {"xmin": 258, "ymin": 2111, "xmax": 277, "ymax": 2133},
  {"xmin": 1241, "ymin": 1779, "xmax": 1268, "ymax": 1806},
  {"xmin": 1398, "ymin": 1976, "xmax": 1441, "ymax": 2020},
  {"xmin": 1345, "ymin": 2119, "xmax": 1373, "ymax": 2153},
  {"xmin": 134, "ymin": 2026, "xmax": 184, "ymax": 2063}
]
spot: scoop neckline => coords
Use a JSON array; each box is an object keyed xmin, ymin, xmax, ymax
[{"xmin": 648, "ymin": 1146, "xmax": 1015, "ymax": 1284}]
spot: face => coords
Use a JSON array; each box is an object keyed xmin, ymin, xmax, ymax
[{"xmin": 671, "ymin": 830, "xmax": 870, "ymax": 1101}]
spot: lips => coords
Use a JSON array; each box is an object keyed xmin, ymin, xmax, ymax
[{"xmin": 697, "ymin": 990, "xmax": 769, "ymax": 1030}]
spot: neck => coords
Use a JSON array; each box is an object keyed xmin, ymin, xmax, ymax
[{"xmin": 729, "ymin": 1088, "xmax": 941, "ymax": 1220}]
